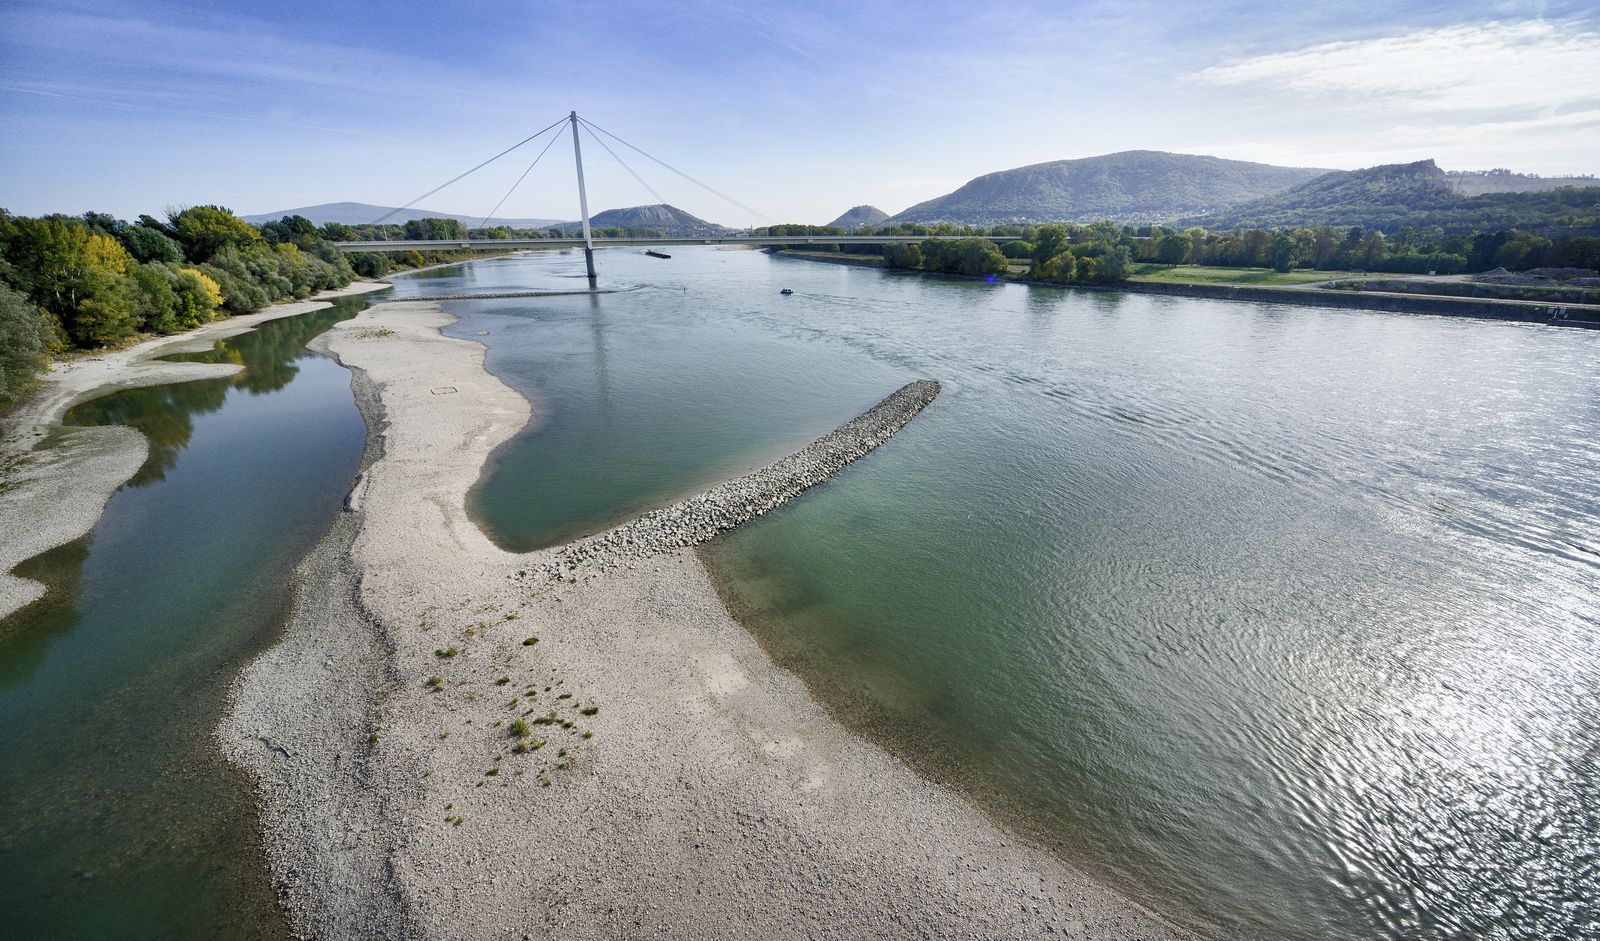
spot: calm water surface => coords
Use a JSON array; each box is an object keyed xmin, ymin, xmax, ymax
[
  {"xmin": 0, "ymin": 298, "xmax": 369, "ymax": 939},
  {"xmin": 415, "ymin": 250, "xmax": 1600, "ymax": 940}
]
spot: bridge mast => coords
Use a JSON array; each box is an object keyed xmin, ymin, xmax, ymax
[{"xmin": 569, "ymin": 111, "xmax": 598, "ymax": 285}]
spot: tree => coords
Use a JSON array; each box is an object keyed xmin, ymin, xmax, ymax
[
  {"xmin": 260, "ymin": 214, "xmax": 318, "ymax": 245},
  {"xmin": 169, "ymin": 205, "xmax": 263, "ymax": 262},
  {"xmin": 882, "ymin": 242, "xmax": 922, "ymax": 270},
  {"xmin": 1035, "ymin": 250, "xmax": 1076, "ymax": 282},
  {"xmin": 402, "ymin": 217, "xmax": 463, "ymax": 240},
  {"xmin": 1270, "ymin": 232, "xmax": 1300, "ymax": 273},
  {"xmin": 118, "ymin": 223, "xmax": 183, "ymax": 263},
  {"xmin": 173, "ymin": 267, "xmax": 223, "ymax": 326},
  {"xmin": 1154, "ymin": 233, "xmax": 1191, "ymax": 264},
  {"xmin": 1031, "ymin": 225, "xmax": 1068, "ymax": 265},
  {"xmin": 1099, "ymin": 245, "xmax": 1131, "ymax": 281},
  {"xmin": 0, "ymin": 283, "xmax": 55, "ymax": 418}
]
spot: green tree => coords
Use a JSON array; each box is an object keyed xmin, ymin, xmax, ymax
[
  {"xmin": 169, "ymin": 205, "xmax": 263, "ymax": 262},
  {"xmin": 118, "ymin": 224, "xmax": 184, "ymax": 263},
  {"xmin": 1035, "ymin": 250, "xmax": 1076, "ymax": 282},
  {"xmin": 1270, "ymin": 232, "xmax": 1300, "ymax": 273},
  {"xmin": 0, "ymin": 283, "xmax": 56, "ymax": 417},
  {"xmin": 882, "ymin": 242, "xmax": 922, "ymax": 270},
  {"xmin": 1154, "ymin": 233, "xmax": 1192, "ymax": 264},
  {"xmin": 1031, "ymin": 225, "xmax": 1068, "ymax": 265}
]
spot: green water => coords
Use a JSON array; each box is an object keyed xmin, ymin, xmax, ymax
[
  {"xmin": 424, "ymin": 249, "xmax": 1600, "ymax": 941},
  {"xmin": 0, "ymin": 298, "xmax": 369, "ymax": 939}
]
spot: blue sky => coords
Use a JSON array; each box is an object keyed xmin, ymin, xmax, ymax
[{"xmin": 2, "ymin": 0, "xmax": 1596, "ymax": 225}]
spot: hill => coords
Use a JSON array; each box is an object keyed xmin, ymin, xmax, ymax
[
  {"xmin": 828, "ymin": 205, "xmax": 890, "ymax": 229},
  {"xmin": 545, "ymin": 204, "xmax": 730, "ymax": 236},
  {"xmin": 1448, "ymin": 171, "xmax": 1599, "ymax": 197},
  {"xmin": 1186, "ymin": 160, "xmax": 1600, "ymax": 233},
  {"xmin": 241, "ymin": 202, "xmax": 562, "ymax": 229},
  {"xmin": 887, "ymin": 151, "xmax": 1329, "ymax": 225}
]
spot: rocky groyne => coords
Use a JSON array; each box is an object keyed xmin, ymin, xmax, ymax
[{"xmin": 521, "ymin": 379, "xmax": 940, "ymax": 580}]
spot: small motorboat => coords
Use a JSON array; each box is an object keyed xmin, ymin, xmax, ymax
[
  {"xmin": 644, "ymin": 250, "xmax": 671, "ymax": 259},
  {"xmin": 779, "ymin": 288, "xmax": 794, "ymax": 295}
]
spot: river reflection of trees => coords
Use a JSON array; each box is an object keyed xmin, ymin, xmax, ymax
[{"xmin": 65, "ymin": 302, "xmax": 357, "ymax": 486}]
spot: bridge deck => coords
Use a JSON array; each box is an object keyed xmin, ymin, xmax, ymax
[{"xmin": 332, "ymin": 235, "xmax": 1013, "ymax": 254}]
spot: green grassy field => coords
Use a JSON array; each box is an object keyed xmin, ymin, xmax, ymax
[{"xmin": 1128, "ymin": 264, "xmax": 1348, "ymax": 286}]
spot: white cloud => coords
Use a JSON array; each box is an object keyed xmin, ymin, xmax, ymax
[{"xmin": 1192, "ymin": 20, "xmax": 1600, "ymax": 113}]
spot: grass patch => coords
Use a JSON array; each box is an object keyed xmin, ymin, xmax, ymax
[
  {"xmin": 434, "ymin": 646, "xmax": 459, "ymax": 659},
  {"xmin": 1128, "ymin": 264, "xmax": 1348, "ymax": 286},
  {"xmin": 521, "ymin": 636, "xmax": 539, "ymax": 646}
]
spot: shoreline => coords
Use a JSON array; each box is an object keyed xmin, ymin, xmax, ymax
[
  {"xmin": 0, "ymin": 280, "xmax": 390, "ymax": 622},
  {"xmin": 772, "ymin": 250, "xmax": 1600, "ymax": 329},
  {"xmin": 223, "ymin": 298, "xmax": 1195, "ymax": 938}
]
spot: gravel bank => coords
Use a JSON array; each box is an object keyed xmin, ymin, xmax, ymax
[
  {"xmin": 224, "ymin": 298, "xmax": 1195, "ymax": 940},
  {"xmin": 523, "ymin": 379, "xmax": 939, "ymax": 580},
  {"xmin": 0, "ymin": 281, "xmax": 389, "ymax": 622}
]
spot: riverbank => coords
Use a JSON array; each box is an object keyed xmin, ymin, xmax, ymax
[
  {"xmin": 224, "ymin": 298, "xmax": 1194, "ymax": 938},
  {"xmin": 773, "ymin": 250, "xmax": 1600, "ymax": 329},
  {"xmin": 0, "ymin": 281, "xmax": 389, "ymax": 622}
]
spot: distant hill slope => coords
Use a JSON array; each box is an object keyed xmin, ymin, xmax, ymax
[
  {"xmin": 1448, "ymin": 171, "xmax": 1599, "ymax": 196},
  {"xmin": 827, "ymin": 205, "xmax": 890, "ymax": 228},
  {"xmin": 241, "ymin": 201, "xmax": 562, "ymax": 229},
  {"xmin": 1185, "ymin": 160, "xmax": 1600, "ymax": 233},
  {"xmin": 887, "ymin": 151, "xmax": 1329, "ymax": 225},
  {"xmin": 545, "ymin": 204, "xmax": 730, "ymax": 236}
]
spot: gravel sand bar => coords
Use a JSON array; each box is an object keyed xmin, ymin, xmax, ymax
[{"xmin": 222, "ymin": 297, "xmax": 1195, "ymax": 940}]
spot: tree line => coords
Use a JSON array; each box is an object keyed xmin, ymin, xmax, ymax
[
  {"xmin": 758, "ymin": 220, "xmax": 1600, "ymax": 280},
  {"xmin": 0, "ymin": 206, "xmax": 355, "ymax": 415}
]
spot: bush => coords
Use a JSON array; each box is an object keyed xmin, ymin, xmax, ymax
[{"xmin": 0, "ymin": 283, "xmax": 55, "ymax": 417}]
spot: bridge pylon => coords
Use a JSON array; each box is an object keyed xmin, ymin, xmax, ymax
[{"xmin": 569, "ymin": 111, "xmax": 598, "ymax": 287}]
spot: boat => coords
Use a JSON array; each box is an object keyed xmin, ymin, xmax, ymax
[
  {"xmin": 780, "ymin": 288, "xmax": 794, "ymax": 295},
  {"xmin": 644, "ymin": 250, "xmax": 672, "ymax": 259}
]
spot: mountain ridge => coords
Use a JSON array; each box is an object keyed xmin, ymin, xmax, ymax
[
  {"xmin": 1183, "ymin": 160, "xmax": 1600, "ymax": 232},
  {"xmin": 888, "ymin": 151, "xmax": 1332, "ymax": 225}
]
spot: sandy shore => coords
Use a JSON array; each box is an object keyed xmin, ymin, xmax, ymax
[
  {"xmin": 222, "ymin": 298, "xmax": 1195, "ymax": 939},
  {"xmin": 0, "ymin": 281, "xmax": 390, "ymax": 621}
]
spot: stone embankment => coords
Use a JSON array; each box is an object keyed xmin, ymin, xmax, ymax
[{"xmin": 521, "ymin": 379, "xmax": 940, "ymax": 580}]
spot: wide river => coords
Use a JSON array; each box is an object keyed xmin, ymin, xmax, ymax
[
  {"xmin": 396, "ymin": 248, "xmax": 1600, "ymax": 941},
  {"xmin": 0, "ymin": 299, "xmax": 369, "ymax": 939}
]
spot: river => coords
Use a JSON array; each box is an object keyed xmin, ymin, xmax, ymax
[
  {"xmin": 0, "ymin": 297, "xmax": 369, "ymax": 939},
  {"xmin": 398, "ymin": 248, "xmax": 1600, "ymax": 941}
]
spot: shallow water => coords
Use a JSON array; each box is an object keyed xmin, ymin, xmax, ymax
[
  {"xmin": 436, "ymin": 248, "xmax": 1600, "ymax": 941},
  {"xmin": 0, "ymin": 298, "xmax": 369, "ymax": 939}
]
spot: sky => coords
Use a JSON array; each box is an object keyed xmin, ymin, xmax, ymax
[{"xmin": 2, "ymin": 0, "xmax": 1597, "ymax": 226}]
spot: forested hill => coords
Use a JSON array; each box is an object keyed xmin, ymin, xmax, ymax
[
  {"xmin": 1186, "ymin": 160, "xmax": 1600, "ymax": 233},
  {"xmin": 827, "ymin": 205, "xmax": 890, "ymax": 228},
  {"xmin": 887, "ymin": 151, "xmax": 1329, "ymax": 226},
  {"xmin": 548, "ymin": 204, "xmax": 729, "ymax": 236}
]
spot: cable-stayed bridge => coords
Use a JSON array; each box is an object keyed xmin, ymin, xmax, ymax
[
  {"xmin": 330, "ymin": 112, "xmax": 1012, "ymax": 281},
  {"xmin": 333, "ymin": 234, "xmax": 1009, "ymax": 254}
]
